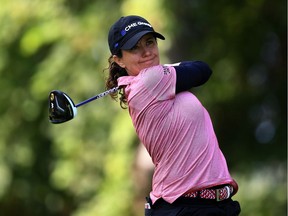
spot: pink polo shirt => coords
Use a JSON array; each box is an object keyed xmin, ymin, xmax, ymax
[{"xmin": 117, "ymin": 65, "xmax": 238, "ymax": 204}]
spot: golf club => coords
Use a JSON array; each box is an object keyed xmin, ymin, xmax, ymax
[{"xmin": 48, "ymin": 87, "xmax": 119, "ymax": 124}]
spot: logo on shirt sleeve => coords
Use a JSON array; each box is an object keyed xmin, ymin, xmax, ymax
[{"xmin": 162, "ymin": 66, "xmax": 171, "ymax": 75}]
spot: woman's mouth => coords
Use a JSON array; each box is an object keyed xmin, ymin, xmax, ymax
[{"xmin": 141, "ymin": 58, "xmax": 156, "ymax": 66}]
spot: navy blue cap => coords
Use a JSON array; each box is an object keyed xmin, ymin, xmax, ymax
[{"xmin": 108, "ymin": 15, "xmax": 165, "ymax": 54}]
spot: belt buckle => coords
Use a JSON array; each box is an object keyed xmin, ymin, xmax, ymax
[
  {"xmin": 216, "ymin": 186, "xmax": 231, "ymax": 201},
  {"xmin": 216, "ymin": 188, "xmax": 222, "ymax": 201}
]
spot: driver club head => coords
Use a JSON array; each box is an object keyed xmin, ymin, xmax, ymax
[{"xmin": 49, "ymin": 90, "xmax": 77, "ymax": 124}]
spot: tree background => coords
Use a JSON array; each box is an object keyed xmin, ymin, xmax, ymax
[{"xmin": 0, "ymin": 0, "xmax": 286, "ymax": 216}]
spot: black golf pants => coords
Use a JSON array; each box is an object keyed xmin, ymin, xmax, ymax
[{"xmin": 145, "ymin": 197, "xmax": 241, "ymax": 216}]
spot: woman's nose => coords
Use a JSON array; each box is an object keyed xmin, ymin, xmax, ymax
[{"xmin": 142, "ymin": 46, "xmax": 151, "ymax": 56}]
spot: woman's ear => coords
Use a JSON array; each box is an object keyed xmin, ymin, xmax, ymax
[{"xmin": 113, "ymin": 55, "xmax": 125, "ymax": 68}]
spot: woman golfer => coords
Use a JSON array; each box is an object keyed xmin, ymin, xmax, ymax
[{"xmin": 105, "ymin": 15, "xmax": 241, "ymax": 216}]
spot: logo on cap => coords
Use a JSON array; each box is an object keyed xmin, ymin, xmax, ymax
[
  {"xmin": 124, "ymin": 21, "xmax": 152, "ymax": 32},
  {"xmin": 121, "ymin": 30, "xmax": 126, "ymax": 36}
]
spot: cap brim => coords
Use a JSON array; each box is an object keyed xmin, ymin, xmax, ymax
[{"xmin": 121, "ymin": 31, "xmax": 165, "ymax": 50}]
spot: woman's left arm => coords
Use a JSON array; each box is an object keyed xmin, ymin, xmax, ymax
[{"xmin": 174, "ymin": 61, "xmax": 212, "ymax": 93}]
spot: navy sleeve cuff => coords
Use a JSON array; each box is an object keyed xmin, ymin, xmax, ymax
[{"xmin": 174, "ymin": 61, "xmax": 212, "ymax": 93}]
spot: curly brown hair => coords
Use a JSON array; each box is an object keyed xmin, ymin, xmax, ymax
[{"xmin": 105, "ymin": 53, "xmax": 128, "ymax": 109}]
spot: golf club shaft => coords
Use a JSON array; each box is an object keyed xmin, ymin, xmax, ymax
[{"xmin": 75, "ymin": 87, "xmax": 119, "ymax": 108}]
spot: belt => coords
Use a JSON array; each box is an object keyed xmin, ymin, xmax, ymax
[{"xmin": 183, "ymin": 185, "xmax": 234, "ymax": 201}]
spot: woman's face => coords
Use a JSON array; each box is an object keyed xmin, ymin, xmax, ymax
[{"xmin": 113, "ymin": 33, "xmax": 160, "ymax": 76}]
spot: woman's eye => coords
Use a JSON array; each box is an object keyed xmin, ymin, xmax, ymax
[
  {"xmin": 131, "ymin": 45, "xmax": 139, "ymax": 50},
  {"xmin": 147, "ymin": 40, "xmax": 154, "ymax": 45}
]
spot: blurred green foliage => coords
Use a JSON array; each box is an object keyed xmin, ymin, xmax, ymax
[{"xmin": 0, "ymin": 0, "xmax": 286, "ymax": 216}]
